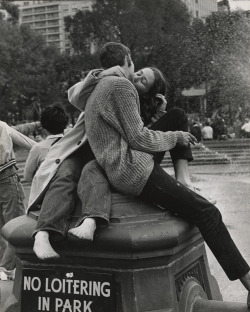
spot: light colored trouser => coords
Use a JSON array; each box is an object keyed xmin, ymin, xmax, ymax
[{"xmin": 0, "ymin": 172, "xmax": 25, "ymax": 270}]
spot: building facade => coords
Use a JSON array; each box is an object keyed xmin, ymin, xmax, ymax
[
  {"xmin": 16, "ymin": 0, "xmax": 93, "ymax": 53},
  {"xmin": 181, "ymin": 0, "xmax": 218, "ymax": 19}
]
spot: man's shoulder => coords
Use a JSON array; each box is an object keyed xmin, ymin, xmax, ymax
[{"xmin": 98, "ymin": 75, "xmax": 135, "ymax": 90}]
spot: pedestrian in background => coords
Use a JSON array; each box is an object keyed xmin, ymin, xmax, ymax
[
  {"xmin": 202, "ymin": 121, "xmax": 213, "ymax": 140},
  {"xmin": 241, "ymin": 118, "xmax": 250, "ymax": 138}
]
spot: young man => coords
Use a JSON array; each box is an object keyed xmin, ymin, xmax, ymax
[
  {"xmin": 24, "ymin": 104, "xmax": 69, "ymax": 182},
  {"xmin": 0, "ymin": 120, "xmax": 38, "ymax": 280},
  {"xmin": 79, "ymin": 42, "xmax": 250, "ymax": 307}
]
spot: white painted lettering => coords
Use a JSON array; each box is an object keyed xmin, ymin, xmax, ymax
[
  {"xmin": 45, "ymin": 278, "xmax": 51, "ymax": 292},
  {"xmin": 88, "ymin": 281, "xmax": 92, "ymax": 296},
  {"xmin": 73, "ymin": 300, "xmax": 82, "ymax": 312},
  {"xmin": 101, "ymin": 282, "xmax": 111, "ymax": 297},
  {"xmin": 31, "ymin": 277, "xmax": 41, "ymax": 291},
  {"xmin": 23, "ymin": 276, "xmax": 31, "ymax": 290},
  {"xmin": 92, "ymin": 282, "xmax": 101, "ymax": 296},
  {"xmin": 83, "ymin": 301, "xmax": 93, "ymax": 312},
  {"xmin": 62, "ymin": 299, "xmax": 72, "ymax": 312},
  {"xmin": 51, "ymin": 278, "xmax": 62, "ymax": 293},
  {"xmin": 73, "ymin": 280, "xmax": 80, "ymax": 294},
  {"xmin": 66, "ymin": 279, "xmax": 73, "ymax": 294},
  {"xmin": 80, "ymin": 280, "xmax": 88, "ymax": 295},
  {"xmin": 55, "ymin": 298, "xmax": 63, "ymax": 311},
  {"xmin": 38, "ymin": 296, "xmax": 41, "ymax": 310}
]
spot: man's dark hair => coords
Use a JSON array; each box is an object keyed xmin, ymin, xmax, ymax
[
  {"xmin": 99, "ymin": 42, "xmax": 131, "ymax": 69},
  {"xmin": 40, "ymin": 104, "xmax": 69, "ymax": 134}
]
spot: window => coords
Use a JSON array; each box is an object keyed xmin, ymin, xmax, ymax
[
  {"xmin": 47, "ymin": 27, "xmax": 60, "ymax": 34},
  {"xmin": 34, "ymin": 21, "xmax": 46, "ymax": 27},
  {"xmin": 23, "ymin": 8, "xmax": 33, "ymax": 14},
  {"xmin": 34, "ymin": 7, "xmax": 45, "ymax": 13},
  {"xmin": 47, "ymin": 12, "xmax": 59, "ymax": 19},
  {"xmin": 47, "ymin": 34, "xmax": 60, "ymax": 41}
]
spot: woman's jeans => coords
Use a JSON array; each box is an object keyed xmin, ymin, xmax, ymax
[
  {"xmin": 0, "ymin": 168, "xmax": 25, "ymax": 270},
  {"xmin": 138, "ymin": 162, "xmax": 249, "ymax": 281}
]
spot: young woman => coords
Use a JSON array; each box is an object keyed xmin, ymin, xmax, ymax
[{"xmin": 68, "ymin": 67, "xmax": 198, "ymax": 240}]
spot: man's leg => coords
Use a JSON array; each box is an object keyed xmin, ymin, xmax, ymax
[
  {"xmin": 33, "ymin": 142, "xmax": 95, "ymax": 260},
  {"xmin": 69, "ymin": 160, "xmax": 111, "ymax": 240},
  {"xmin": 138, "ymin": 163, "xmax": 249, "ymax": 282}
]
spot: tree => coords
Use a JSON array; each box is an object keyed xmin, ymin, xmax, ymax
[
  {"xmin": 65, "ymin": 0, "xmax": 191, "ymax": 67},
  {"xmin": 0, "ymin": 20, "xmax": 62, "ymax": 122},
  {"xmin": 1, "ymin": 1, "xmax": 19, "ymax": 23},
  {"xmin": 203, "ymin": 11, "xmax": 250, "ymax": 122}
]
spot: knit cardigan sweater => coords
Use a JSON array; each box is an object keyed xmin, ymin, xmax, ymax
[{"xmin": 84, "ymin": 71, "xmax": 180, "ymax": 196}]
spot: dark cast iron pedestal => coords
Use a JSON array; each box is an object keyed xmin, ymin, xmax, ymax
[{"xmin": 2, "ymin": 192, "xmax": 246, "ymax": 312}]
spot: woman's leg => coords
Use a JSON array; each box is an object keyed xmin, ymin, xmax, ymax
[
  {"xmin": 150, "ymin": 108, "xmax": 216, "ymax": 204},
  {"xmin": 68, "ymin": 160, "xmax": 111, "ymax": 240},
  {"xmin": 33, "ymin": 142, "xmax": 95, "ymax": 259},
  {"xmin": 150, "ymin": 108, "xmax": 193, "ymax": 185},
  {"xmin": 138, "ymin": 162, "xmax": 250, "ymax": 282}
]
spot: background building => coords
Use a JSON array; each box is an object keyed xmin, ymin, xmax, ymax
[
  {"xmin": 14, "ymin": 0, "xmax": 218, "ymax": 54},
  {"xmin": 181, "ymin": 0, "xmax": 218, "ymax": 18},
  {"xmin": 15, "ymin": 0, "xmax": 93, "ymax": 53}
]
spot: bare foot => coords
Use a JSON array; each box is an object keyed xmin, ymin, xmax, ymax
[
  {"xmin": 68, "ymin": 218, "xmax": 96, "ymax": 241},
  {"xmin": 33, "ymin": 231, "xmax": 60, "ymax": 260}
]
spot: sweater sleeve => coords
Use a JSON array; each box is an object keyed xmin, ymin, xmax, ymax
[{"xmin": 101, "ymin": 79, "xmax": 178, "ymax": 153}]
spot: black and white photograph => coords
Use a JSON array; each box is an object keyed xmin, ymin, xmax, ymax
[{"xmin": 0, "ymin": 0, "xmax": 250, "ymax": 311}]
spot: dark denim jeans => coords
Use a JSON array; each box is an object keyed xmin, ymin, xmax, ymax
[
  {"xmin": 138, "ymin": 162, "xmax": 250, "ymax": 281},
  {"xmin": 32, "ymin": 141, "xmax": 95, "ymax": 239}
]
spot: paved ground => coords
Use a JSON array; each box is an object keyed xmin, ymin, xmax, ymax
[
  {"xmin": 166, "ymin": 163, "xmax": 250, "ymax": 304},
  {"xmin": 1, "ymin": 161, "xmax": 250, "ymax": 309}
]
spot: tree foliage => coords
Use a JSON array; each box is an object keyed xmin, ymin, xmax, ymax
[
  {"xmin": 65, "ymin": 0, "xmax": 191, "ymax": 67},
  {"xmin": 204, "ymin": 11, "xmax": 250, "ymax": 121},
  {"xmin": 0, "ymin": 20, "xmax": 62, "ymax": 122}
]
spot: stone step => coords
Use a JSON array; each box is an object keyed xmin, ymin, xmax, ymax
[{"xmin": 16, "ymin": 139, "xmax": 250, "ymax": 178}]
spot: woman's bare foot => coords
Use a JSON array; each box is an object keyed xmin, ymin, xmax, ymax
[
  {"xmin": 68, "ymin": 218, "xmax": 96, "ymax": 241},
  {"xmin": 240, "ymin": 271, "xmax": 250, "ymax": 308},
  {"xmin": 33, "ymin": 231, "xmax": 60, "ymax": 260}
]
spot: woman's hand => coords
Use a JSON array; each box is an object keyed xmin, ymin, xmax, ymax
[
  {"xmin": 155, "ymin": 94, "xmax": 167, "ymax": 111},
  {"xmin": 179, "ymin": 132, "xmax": 197, "ymax": 147}
]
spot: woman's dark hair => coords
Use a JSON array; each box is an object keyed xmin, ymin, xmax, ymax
[
  {"xmin": 40, "ymin": 104, "xmax": 69, "ymax": 134},
  {"xmin": 99, "ymin": 42, "xmax": 131, "ymax": 69},
  {"xmin": 139, "ymin": 67, "xmax": 168, "ymax": 126}
]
